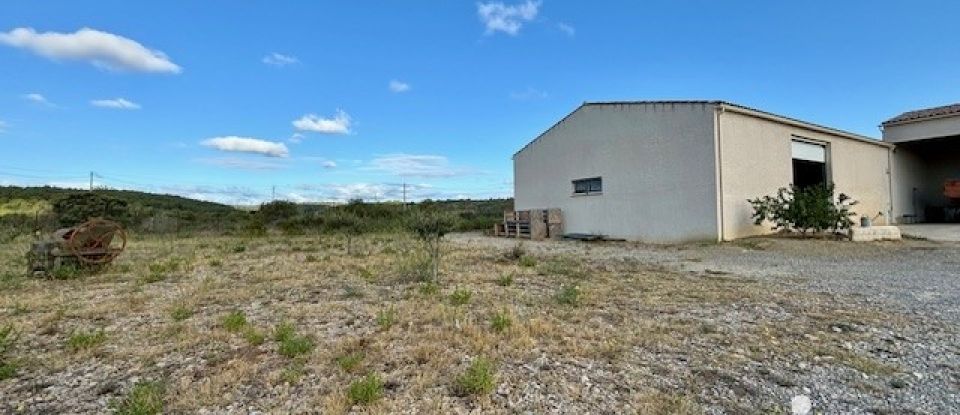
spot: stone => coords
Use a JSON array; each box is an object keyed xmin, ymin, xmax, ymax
[
  {"xmin": 849, "ymin": 226, "xmax": 901, "ymax": 242},
  {"xmin": 791, "ymin": 395, "xmax": 812, "ymax": 415}
]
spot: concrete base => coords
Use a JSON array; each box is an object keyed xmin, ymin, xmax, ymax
[
  {"xmin": 850, "ymin": 226, "xmax": 902, "ymax": 242},
  {"xmin": 898, "ymin": 224, "xmax": 960, "ymax": 242}
]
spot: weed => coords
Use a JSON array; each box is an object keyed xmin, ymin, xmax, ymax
[
  {"xmin": 495, "ymin": 274, "xmax": 514, "ymax": 287},
  {"xmin": 110, "ymin": 380, "xmax": 165, "ymax": 415},
  {"xmin": 222, "ymin": 311, "xmax": 247, "ymax": 332},
  {"xmin": 449, "ymin": 287, "xmax": 472, "ymax": 306},
  {"xmin": 342, "ymin": 285, "xmax": 365, "ymax": 299},
  {"xmin": 208, "ymin": 259, "xmax": 223, "ymax": 267},
  {"xmin": 280, "ymin": 363, "xmax": 305, "ymax": 384},
  {"xmin": 170, "ymin": 305, "xmax": 193, "ymax": 321},
  {"xmin": 0, "ymin": 272, "xmax": 24, "ymax": 290},
  {"xmin": 336, "ymin": 352, "xmax": 364, "ymax": 373},
  {"xmin": 232, "ymin": 245, "xmax": 246, "ymax": 253},
  {"xmin": 51, "ymin": 264, "xmax": 83, "ymax": 280},
  {"xmin": 418, "ymin": 281, "xmax": 439, "ymax": 296},
  {"xmin": 304, "ymin": 254, "xmax": 318, "ymax": 263},
  {"xmin": 348, "ymin": 374, "xmax": 384, "ymax": 405},
  {"xmin": 538, "ymin": 260, "xmax": 586, "ymax": 279},
  {"xmin": 0, "ymin": 325, "xmax": 16, "ymax": 355},
  {"xmin": 518, "ymin": 255, "xmax": 537, "ymax": 268},
  {"xmin": 490, "ymin": 311, "xmax": 512, "ymax": 333},
  {"xmin": 454, "ymin": 357, "xmax": 496, "ymax": 396},
  {"xmin": 67, "ymin": 329, "xmax": 106, "ymax": 351},
  {"xmin": 636, "ymin": 390, "xmax": 701, "ymax": 415},
  {"xmin": 147, "ymin": 258, "xmax": 181, "ymax": 275},
  {"xmin": 278, "ymin": 335, "xmax": 314, "ymax": 358},
  {"xmin": 10, "ymin": 303, "xmax": 29, "ymax": 316},
  {"xmin": 273, "ymin": 322, "xmax": 295, "ymax": 342},
  {"xmin": 504, "ymin": 242, "xmax": 526, "ymax": 260},
  {"xmin": 243, "ymin": 327, "xmax": 266, "ymax": 346},
  {"xmin": 555, "ymin": 284, "xmax": 581, "ymax": 306},
  {"xmin": 376, "ymin": 307, "xmax": 396, "ymax": 331},
  {"xmin": 0, "ymin": 361, "xmax": 16, "ymax": 380}
]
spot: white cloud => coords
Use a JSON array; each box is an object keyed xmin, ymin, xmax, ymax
[
  {"xmin": 369, "ymin": 154, "xmax": 465, "ymax": 178},
  {"xmin": 557, "ymin": 22, "xmax": 575, "ymax": 36},
  {"xmin": 23, "ymin": 93, "xmax": 55, "ymax": 106},
  {"xmin": 388, "ymin": 79, "xmax": 411, "ymax": 93},
  {"xmin": 0, "ymin": 27, "xmax": 181, "ymax": 73},
  {"xmin": 262, "ymin": 52, "xmax": 298, "ymax": 67},
  {"xmin": 201, "ymin": 136, "xmax": 289, "ymax": 158},
  {"xmin": 509, "ymin": 87, "xmax": 548, "ymax": 100},
  {"xmin": 477, "ymin": 0, "xmax": 541, "ymax": 36},
  {"xmin": 292, "ymin": 110, "xmax": 352, "ymax": 134},
  {"xmin": 289, "ymin": 133, "xmax": 305, "ymax": 143},
  {"xmin": 90, "ymin": 97, "xmax": 140, "ymax": 110},
  {"xmin": 321, "ymin": 160, "xmax": 337, "ymax": 169}
]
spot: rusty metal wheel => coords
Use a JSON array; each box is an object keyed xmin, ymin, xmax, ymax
[{"xmin": 66, "ymin": 219, "xmax": 127, "ymax": 265}]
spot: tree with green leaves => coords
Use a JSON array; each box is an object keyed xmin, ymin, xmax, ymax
[
  {"xmin": 408, "ymin": 211, "xmax": 459, "ymax": 283},
  {"xmin": 324, "ymin": 210, "xmax": 364, "ymax": 255},
  {"xmin": 52, "ymin": 192, "xmax": 130, "ymax": 227},
  {"xmin": 748, "ymin": 184, "xmax": 857, "ymax": 235}
]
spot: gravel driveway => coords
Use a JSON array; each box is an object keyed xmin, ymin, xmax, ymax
[{"xmin": 451, "ymin": 234, "xmax": 960, "ymax": 323}]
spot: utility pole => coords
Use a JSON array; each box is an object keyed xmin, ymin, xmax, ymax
[
  {"xmin": 89, "ymin": 171, "xmax": 94, "ymax": 191},
  {"xmin": 272, "ymin": 185, "xmax": 276, "ymax": 201},
  {"xmin": 402, "ymin": 177, "xmax": 407, "ymax": 208}
]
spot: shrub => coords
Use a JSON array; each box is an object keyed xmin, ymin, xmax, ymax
[
  {"xmin": 110, "ymin": 380, "xmax": 164, "ymax": 415},
  {"xmin": 408, "ymin": 211, "xmax": 459, "ymax": 283},
  {"xmin": 336, "ymin": 352, "xmax": 364, "ymax": 373},
  {"xmin": 376, "ymin": 307, "xmax": 396, "ymax": 331},
  {"xmin": 555, "ymin": 285, "xmax": 581, "ymax": 306},
  {"xmin": 273, "ymin": 322, "xmax": 295, "ymax": 342},
  {"xmin": 232, "ymin": 244, "xmax": 247, "ymax": 253},
  {"xmin": 51, "ymin": 264, "xmax": 83, "ymax": 280},
  {"xmin": 454, "ymin": 357, "xmax": 496, "ymax": 396},
  {"xmin": 348, "ymin": 374, "xmax": 384, "ymax": 405},
  {"xmin": 518, "ymin": 255, "xmax": 537, "ymax": 267},
  {"xmin": 170, "ymin": 305, "xmax": 193, "ymax": 321},
  {"xmin": 495, "ymin": 274, "xmax": 514, "ymax": 287},
  {"xmin": 243, "ymin": 327, "xmax": 266, "ymax": 346},
  {"xmin": 278, "ymin": 335, "xmax": 314, "ymax": 358},
  {"xmin": 449, "ymin": 287, "xmax": 472, "ymax": 306},
  {"xmin": 0, "ymin": 361, "xmax": 16, "ymax": 380},
  {"xmin": 0, "ymin": 325, "xmax": 16, "ymax": 355},
  {"xmin": 748, "ymin": 184, "xmax": 857, "ymax": 235},
  {"xmin": 490, "ymin": 311, "xmax": 512, "ymax": 333},
  {"xmin": 67, "ymin": 329, "xmax": 106, "ymax": 351},
  {"xmin": 418, "ymin": 281, "xmax": 440, "ymax": 296},
  {"xmin": 504, "ymin": 243, "xmax": 526, "ymax": 260},
  {"xmin": 222, "ymin": 311, "xmax": 247, "ymax": 332},
  {"xmin": 53, "ymin": 192, "xmax": 130, "ymax": 227},
  {"xmin": 395, "ymin": 249, "xmax": 433, "ymax": 283}
]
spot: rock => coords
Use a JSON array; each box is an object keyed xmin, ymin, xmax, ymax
[
  {"xmin": 791, "ymin": 395, "xmax": 812, "ymax": 415},
  {"xmin": 889, "ymin": 378, "xmax": 908, "ymax": 389}
]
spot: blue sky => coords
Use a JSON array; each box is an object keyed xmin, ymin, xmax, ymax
[{"xmin": 1, "ymin": 1, "xmax": 959, "ymax": 204}]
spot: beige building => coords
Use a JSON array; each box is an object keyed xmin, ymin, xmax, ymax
[
  {"xmin": 513, "ymin": 101, "xmax": 898, "ymax": 243},
  {"xmin": 883, "ymin": 103, "xmax": 960, "ymax": 223}
]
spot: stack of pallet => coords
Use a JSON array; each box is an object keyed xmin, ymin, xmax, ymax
[{"xmin": 494, "ymin": 208, "xmax": 562, "ymax": 241}]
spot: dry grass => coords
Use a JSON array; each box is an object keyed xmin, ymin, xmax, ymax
[{"xmin": 0, "ymin": 233, "xmax": 911, "ymax": 413}]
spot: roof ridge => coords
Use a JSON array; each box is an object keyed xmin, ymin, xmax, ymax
[{"xmin": 883, "ymin": 102, "xmax": 960, "ymax": 126}]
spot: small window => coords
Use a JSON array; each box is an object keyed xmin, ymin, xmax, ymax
[
  {"xmin": 573, "ymin": 177, "xmax": 602, "ymax": 195},
  {"xmin": 791, "ymin": 140, "xmax": 827, "ymax": 189}
]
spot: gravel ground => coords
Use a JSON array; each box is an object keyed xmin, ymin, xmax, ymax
[
  {"xmin": 451, "ymin": 234, "xmax": 960, "ymax": 322},
  {"xmin": 450, "ymin": 233, "xmax": 960, "ymax": 413}
]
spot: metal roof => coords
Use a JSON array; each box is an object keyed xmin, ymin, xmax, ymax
[
  {"xmin": 513, "ymin": 100, "xmax": 888, "ymax": 158},
  {"xmin": 882, "ymin": 103, "xmax": 960, "ymax": 126}
]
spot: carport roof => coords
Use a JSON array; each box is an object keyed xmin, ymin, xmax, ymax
[{"xmin": 883, "ymin": 102, "xmax": 960, "ymax": 126}]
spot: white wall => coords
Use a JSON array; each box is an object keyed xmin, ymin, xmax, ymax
[
  {"xmin": 513, "ymin": 103, "xmax": 719, "ymax": 243},
  {"xmin": 883, "ymin": 116, "xmax": 960, "ymax": 143},
  {"xmin": 718, "ymin": 110, "xmax": 893, "ymax": 239}
]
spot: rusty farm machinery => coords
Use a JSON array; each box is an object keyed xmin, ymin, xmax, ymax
[{"xmin": 28, "ymin": 219, "xmax": 127, "ymax": 275}]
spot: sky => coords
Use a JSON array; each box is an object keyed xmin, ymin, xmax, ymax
[{"xmin": 1, "ymin": 1, "xmax": 959, "ymax": 205}]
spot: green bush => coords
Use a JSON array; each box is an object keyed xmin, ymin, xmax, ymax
[
  {"xmin": 490, "ymin": 311, "xmax": 512, "ymax": 333},
  {"xmin": 170, "ymin": 306, "xmax": 193, "ymax": 322},
  {"xmin": 278, "ymin": 335, "xmax": 314, "ymax": 358},
  {"xmin": 336, "ymin": 352, "xmax": 364, "ymax": 373},
  {"xmin": 454, "ymin": 357, "xmax": 496, "ymax": 396},
  {"xmin": 110, "ymin": 380, "xmax": 164, "ymax": 415},
  {"xmin": 243, "ymin": 327, "xmax": 266, "ymax": 345},
  {"xmin": 273, "ymin": 322, "xmax": 295, "ymax": 342},
  {"xmin": 67, "ymin": 329, "xmax": 106, "ymax": 351},
  {"xmin": 376, "ymin": 307, "xmax": 396, "ymax": 330},
  {"xmin": 348, "ymin": 374, "xmax": 384, "ymax": 405},
  {"xmin": 222, "ymin": 311, "xmax": 247, "ymax": 332},
  {"xmin": 748, "ymin": 184, "xmax": 857, "ymax": 235},
  {"xmin": 53, "ymin": 192, "xmax": 130, "ymax": 227},
  {"xmin": 555, "ymin": 285, "xmax": 581, "ymax": 306},
  {"xmin": 449, "ymin": 287, "xmax": 472, "ymax": 306},
  {"xmin": 495, "ymin": 274, "xmax": 514, "ymax": 287}
]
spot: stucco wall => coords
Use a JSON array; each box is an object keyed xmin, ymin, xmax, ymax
[
  {"xmin": 883, "ymin": 116, "xmax": 960, "ymax": 143},
  {"xmin": 890, "ymin": 147, "xmax": 927, "ymax": 221},
  {"xmin": 718, "ymin": 110, "xmax": 892, "ymax": 239},
  {"xmin": 513, "ymin": 103, "xmax": 719, "ymax": 243}
]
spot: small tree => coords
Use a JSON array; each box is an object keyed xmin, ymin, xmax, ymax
[
  {"xmin": 748, "ymin": 184, "xmax": 857, "ymax": 235},
  {"xmin": 408, "ymin": 211, "xmax": 458, "ymax": 283},
  {"xmin": 325, "ymin": 210, "xmax": 364, "ymax": 255}
]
